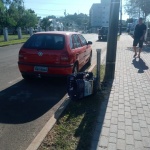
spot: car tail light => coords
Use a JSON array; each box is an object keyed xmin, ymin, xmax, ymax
[{"xmin": 19, "ymin": 54, "xmax": 24, "ymax": 60}]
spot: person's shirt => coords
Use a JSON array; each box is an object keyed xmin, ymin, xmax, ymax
[{"xmin": 134, "ymin": 23, "xmax": 147, "ymax": 39}]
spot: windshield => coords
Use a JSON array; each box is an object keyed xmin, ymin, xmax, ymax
[{"xmin": 23, "ymin": 34, "xmax": 65, "ymax": 50}]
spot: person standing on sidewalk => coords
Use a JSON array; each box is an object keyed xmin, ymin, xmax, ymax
[{"xmin": 133, "ymin": 18, "xmax": 147, "ymax": 58}]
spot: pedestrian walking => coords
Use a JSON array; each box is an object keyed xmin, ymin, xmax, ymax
[{"xmin": 133, "ymin": 18, "xmax": 147, "ymax": 58}]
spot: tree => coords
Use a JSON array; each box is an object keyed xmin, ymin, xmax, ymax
[
  {"xmin": 0, "ymin": 0, "xmax": 38, "ymax": 32},
  {"xmin": 124, "ymin": 0, "xmax": 139, "ymax": 18},
  {"xmin": 41, "ymin": 17, "xmax": 52, "ymax": 31},
  {"xmin": 19, "ymin": 9, "xmax": 38, "ymax": 28},
  {"xmin": 139, "ymin": 0, "xmax": 150, "ymax": 19},
  {"xmin": 124, "ymin": 0, "xmax": 150, "ymax": 20},
  {"xmin": 0, "ymin": 0, "xmax": 5, "ymax": 30}
]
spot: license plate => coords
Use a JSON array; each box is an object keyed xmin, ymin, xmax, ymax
[{"xmin": 34, "ymin": 66, "xmax": 48, "ymax": 72}]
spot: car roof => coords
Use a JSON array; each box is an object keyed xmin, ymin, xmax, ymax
[{"xmin": 34, "ymin": 31, "xmax": 79, "ymax": 36}]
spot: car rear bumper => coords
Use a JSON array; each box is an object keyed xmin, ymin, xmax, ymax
[{"xmin": 18, "ymin": 62, "xmax": 74, "ymax": 77}]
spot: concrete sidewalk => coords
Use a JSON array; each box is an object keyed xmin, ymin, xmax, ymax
[{"xmin": 91, "ymin": 34, "xmax": 150, "ymax": 150}]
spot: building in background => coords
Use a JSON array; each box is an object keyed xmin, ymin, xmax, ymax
[{"xmin": 89, "ymin": 0, "xmax": 111, "ymax": 33}]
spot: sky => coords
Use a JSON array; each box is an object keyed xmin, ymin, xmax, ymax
[{"xmin": 24, "ymin": 0, "xmax": 129, "ymax": 20}]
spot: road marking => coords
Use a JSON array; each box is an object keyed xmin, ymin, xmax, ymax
[{"xmin": 8, "ymin": 77, "xmax": 22, "ymax": 84}]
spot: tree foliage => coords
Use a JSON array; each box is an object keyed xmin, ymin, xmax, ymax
[
  {"xmin": 0, "ymin": 0, "xmax": 38, "ymax": 31},
  {"xmin": 124, "ymin": 0, "xmax": 150, "ymax": 19}
]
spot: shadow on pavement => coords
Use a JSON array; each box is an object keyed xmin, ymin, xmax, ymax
[
  {"xmin": 132, "ymin": 58, "xmax": 149, "ymax": 73},
  {"xmin": 127, "ymin": 45, "xmax": 150, "ymax": 53},
  {"xmin": 0, "ymin": 63, "xmax": 91, "ymax": 125},
  {"xmin": 143, "ymin": 45, "xmax": 150, "ymax": 53},
  {"xmin": 0, "ymin": 77, "xmax": 67, "ymax": 124}
]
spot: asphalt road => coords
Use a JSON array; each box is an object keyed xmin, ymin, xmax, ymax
[{"xmin": 0, "ymin": 34, "xmax": 107, "ymax": 150}]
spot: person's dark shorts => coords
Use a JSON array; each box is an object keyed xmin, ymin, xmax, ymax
[{"xmin": 133, "ymin": 38, "xmax": 144, "ymax": 48}]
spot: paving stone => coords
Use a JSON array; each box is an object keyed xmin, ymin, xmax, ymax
[
  {"xmin": 147, "ymin": 125, "xmax": 150, "ymax": 132},
  {"xmin": 111, "ymin": 111, "xmax": 118, "ymax": 117},
  {"xmin": 112, "ymin": 105, "xmax": 118, "ymax": 111},
  {"xmin": 118, "ymin": 108, "xmax": 125, "ymax": 115},
  {"xmin": 125, "ymin": 126, "xmax": 133, "ymax": 134},
  {"xmin": 132, "ymin": 123, "xmax": 141, "ymax": 131},
  {"xmin": 136, "ymin": 102, "xmax": 142, "ymax": 108},
  {"xmin": 111, "ymin": 117, "xmax": 118, "ymax": 125},
  {"xmin": 144, "ymin": 111, "xmax": 150, "ymax": 117},
  {"xmin": 126, "ymin": 145, "xmax": 135, "ymax": 150},
  {"xmin": 106, "ymin": 107, "xmax": 112, "ymax": 113},
  {"xmin": 118, "ymin": 121, "xmax": 125, "ymax": 130},
  {"xmin": 118, "ymin": 115, "xmax": 125, "ymax": 122},
  {"xmin": 139, "ymin": 120, "xmax": 147, "ymax": 128},
  {"xmin": 109, "ymin": 132, "xmax": 117, "ymax": 137},
  {"xmin": 125, "ymin": 112, "xmax": 132, "ymax": 119},
  {"xmin": 110, "ymin": 124, "xmax": 118, "ymax": 133},
  {"xmin": 109, "ymin": 136, "xmax": 117, "ymax": 143},
  {"xmin": 132, "ymin": 116, "xmax": 139, "ymax": 123},
  {"xmin": 135, "ymin": 140, "xmax": 144, "ymax": 149},
  {"xmin": 145, "ymin": 117, "xmax": 150, "ymax": 125},
  {"xmin": 141, "ymin": 128, "xmax": 149, "ymax": 137},
  {"xmin": 133, "ymin": 131, "xmax": 142, "ymax": 140},
  {"xmin": 130, "ymin": 104, "xmax": 136, "ymax": 110},
  {"xmin": 103, "ymin": 120, "xmax": 111, "ymax": 128},
  {"xmin": 131, "ymin": 110, "xmax": 138, "ymax": 116},
  {"xmin": 105, "ymin": 112, "xmax": 112, "ymax": 120},
  {"xmin": 101, "ymin": 127, "xmax": 110, "ymax": 137},
  {"xmin": 137, "ymin": 108, "xmax": 144, "ymax": 114},
  {"xmin": 118, "ymin": 130, "xmax": 125, "ymax": 139},
  {"xmin": 126, "ymin": 134, "xmax": 134, "ymax": 145},
  {"xmin": 125, "ymin": 106, "xmax": 131, "ymax": 112},
  {"xmin": 108, "ymin": 143, "xmax": 116, "ymax": 150},
  {"xmin": 125, "ymin": 118, "xmax": 132, "ymax": 126},
  {"xmin": 98, "ymin": 136, "xmax": 108, "ymax": 147},
  {"xmin": 117, "ymin": 139, "xmax": 126, "ymax": 150},
  {"xmin": 142, "ymin": 137, "xmax": 150, "ymax": 148},
  {"xmin": 138, "ymin": 114, "xmax": 146, "ymax": 121}
]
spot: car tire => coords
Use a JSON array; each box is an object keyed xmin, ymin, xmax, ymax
[{"xmin": 72, "ymin": 63, "xmax": 78, "ymax": 74}]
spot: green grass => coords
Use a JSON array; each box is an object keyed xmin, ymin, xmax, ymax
[
  {"xmin": 0, "ymin": 34, "xmax": 30, "ymax": 47},
  {"xmin": 38, "ymin": 65, "xmax": 106, "ymax": 150}
]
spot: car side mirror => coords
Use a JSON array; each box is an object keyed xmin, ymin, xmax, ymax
[{"xmin": 87, "ymin": 41, "xmax": 92, "ymax": 45}]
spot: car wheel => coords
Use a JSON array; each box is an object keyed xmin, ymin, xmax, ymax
[
  {"xmin": 72, "ymin": 63, "xmax": 78, "ymax": 74},
  {"xmin": 87, "ymin": 52, "xmax": 92, "ymax": 66}
]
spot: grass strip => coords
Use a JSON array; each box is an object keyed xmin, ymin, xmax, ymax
[
  {"xmin": 38, "ymin": 65, "xmax": 106, "ymax": 150},
  {"xmin": 0, "ymin": 35, "xmax": 29, "ymax": 47}
]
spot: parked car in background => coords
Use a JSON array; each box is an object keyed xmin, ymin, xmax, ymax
[
  {"xmin": 18, "ymin": 31, "xmax": 92, "ymax": 79},
  {"xmin": 98, "ymin": 26, "xmax": 109, "ymax": 41}
]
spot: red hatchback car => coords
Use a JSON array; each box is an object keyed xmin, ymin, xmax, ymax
[{"xmin": 18, "ymin": 31, "xmax": 92, "ymax": 79}]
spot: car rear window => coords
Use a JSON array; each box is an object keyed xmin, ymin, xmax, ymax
[{"xmin": 23, "ymin": 34, "xmax": 65, "ymax": 50}]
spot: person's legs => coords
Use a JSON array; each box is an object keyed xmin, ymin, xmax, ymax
[
  {"xmin": 138, "ymin": 40, "xmax": 144, "ymax": 58},
  {"xmin": 133, "ymin": 46, "xmax": 137, "ymax": 56},
  {"xmin": 133, "ymin": 39, "xmax": 138, "ymax": 57}
]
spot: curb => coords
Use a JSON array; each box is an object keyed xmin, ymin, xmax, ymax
[{"xmin": 26, "ymin": 63, "xmax": 96, "ymax": 150}]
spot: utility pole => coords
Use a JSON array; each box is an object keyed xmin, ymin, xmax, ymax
[
  {"xmin": 119, "ymin": 0, "xmax": 122, "ymax": 35},
  {"xmin": 104, "ymin": 0, "xmax": 120, "ymax": 81}
]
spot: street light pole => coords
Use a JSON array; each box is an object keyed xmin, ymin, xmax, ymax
[
  {"xmin": 119, "ymin": 0, "xmax": 122, "ymax": 35},
  {"xmin": 104, "ymin": 0, "xmax": 120, "ymax": 81}
]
